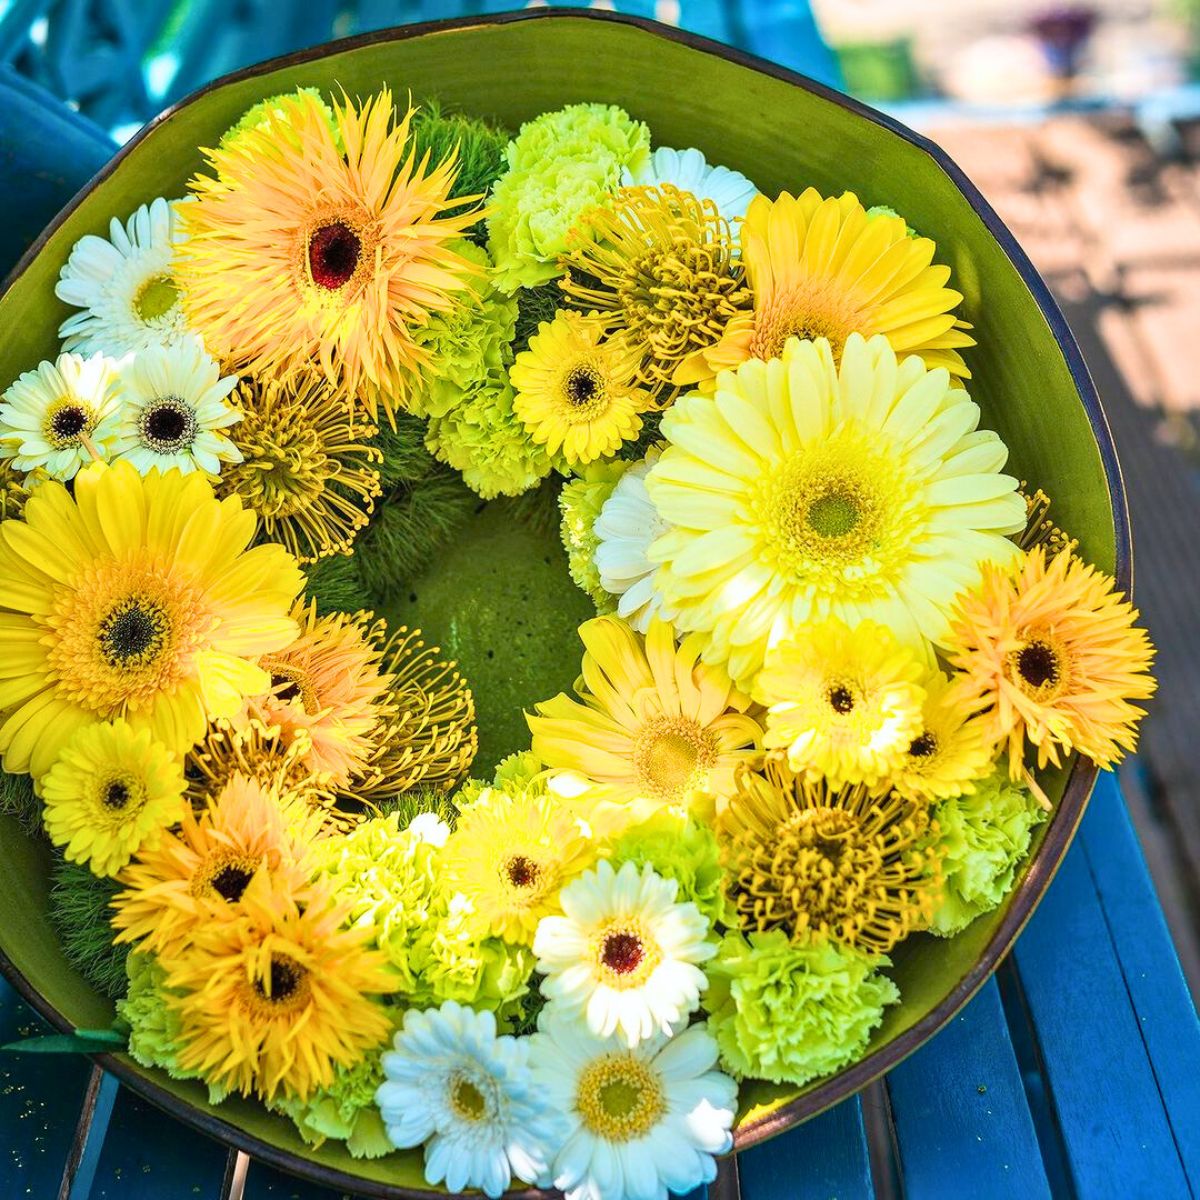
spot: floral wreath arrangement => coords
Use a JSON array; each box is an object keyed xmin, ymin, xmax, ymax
[{"xmin": 0, "ymin": 86, "xmax": 1157, "ymax": 1200}]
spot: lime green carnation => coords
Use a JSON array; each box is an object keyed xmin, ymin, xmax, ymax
[
  {"xmin": 219, "ymin": 87, "xmax": 339, "ymax": 153},
  {"xmin": 929, "ymin": 769, "xmax": 1047, "ymax": 937},
  {"xmin": 706, "ymin": 930, "xmax": 899, "ymax": 1086},
  {"xmin": 424, "ymin": 369, "xmax": 552, "ymax": 499},
  {"xmin": 608, "ymin": 810, "xmax": 733, "ymax": 929},
  {"xmin": 487, "ymin": 103, "xmax": 650, "ymax": 291},
  {"xmin": 559, "ymin": 460, "xmax": 630, "ymax": 612},
  {"xmin": 492, "ymin": 750, "xmax": 547, "ymax": 793}
]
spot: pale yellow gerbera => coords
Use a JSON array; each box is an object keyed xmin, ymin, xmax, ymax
[
  {"xmin": 754, "ymin": 618, "xmax": 925, "ymax": 788},
  {"xmin": 688, "ymin": 188, "xmax": 974, "ymax": 384},
  {"xmin": 0, "ymin": 461, "xmax": 303, "ymax": 778},
  {"xmin": 647, "ymin": 334, "xmax": 1026, "ymax": 690},
  {"xmin": 175, "ymin": 89, "xmax": 482, "ymax": 418},
  {"xmin": 510, "ymin": 311, "xmax": 649, "ymax": 465},
  {"xmin": 528, "ymin": 616, "xmax": 763, "ymax": 822}
]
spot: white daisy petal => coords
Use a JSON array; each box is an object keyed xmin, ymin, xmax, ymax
[{"xmin": 623, "ymin": 146, "xmax": 758, "ymax": 226}]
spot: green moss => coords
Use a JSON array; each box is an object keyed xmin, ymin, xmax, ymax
[
  {"xmin": 0, "ymin": 770, "xmax": 41, "ymax": 837},
  {"xmin": 49, "ymin": 858, "xmax": 128, "ymax": 1000},
  {"xmin": 491, "ymin": 476, "xmax": 562, "ymax": 539}
]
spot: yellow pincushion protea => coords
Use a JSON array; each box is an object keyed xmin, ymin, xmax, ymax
[
  {"xmin": 647, "ymin": 334, "xmax": 1025, "ymax": 689},
  {"xmin": 0, "ymin": 461, "xmax": 303, "ymax": 778},
  {"xmin": 528, "ymin": 616, "xmax": 763, "ymax": 822},
  {"xmin": 174, "ymin": 89, "xmax": 482, "ymax": 417},
  {"xmin": 688, "ymin": 189, "xmax": 974, "ymax": 384}
]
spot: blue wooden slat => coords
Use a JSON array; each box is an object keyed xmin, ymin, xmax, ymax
[
  {"xmin": 738, "ymin": 1097, "xmax": 874, "ymax": 1200},
  {"xmin": 733, "ymin": 0, "xmax": 844, "ymax": 91},
  {"xmin": 676, "ymin": 0, "xmax": 734, "ymax": 43},
  {"xmin": 1013, "ymin": 793, "xmax": 1193, "ymax": 1198},
  {"xmin": 887, "ymin": 979, "xmax": 1051, "ymax": 1200},
  {"xmin": 63, "ymin": 1068, "xmax": 120, "ymax": 1200}
]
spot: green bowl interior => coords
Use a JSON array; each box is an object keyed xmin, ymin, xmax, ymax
[{"xmin": 0, "ymin": 13, "xmax": 1118, "ymax": 1196}]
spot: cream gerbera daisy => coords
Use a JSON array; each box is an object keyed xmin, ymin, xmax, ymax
[
  {"xmin": 533, "ymin": 859, "xmax": 714, "ymax": 1047},
  {"xmin": 593, "ymin": 448, "xmax": 669, "ymax": 634},
  {"xmin": 510, "ymin": 311, "xmax": 648, "ymax": 465},
  {"xmin": 0, "ymin": 353, "xmax": 120, "ymax": 480},
  {"xmin": 39, "ymin": 719, "xmax": 187, "ymax": 876},
  {"xmin": 377, "ymin": 1001, "xmax": 565, "ymax": 1198},
  {"xmin": 647, "ymin": 334, "xmax": 1026, "ymax": 688},
  {"xmin": 56, "ymin": 197, "xmax": 191, "ymax": 357},
  {"xmin": 528, "ymin": 616, "xmax": 762, "ymax": 822},
  {"xmin": 754, "ymin": 618, "xmax": 926, "ymax": 788},
  {"xmin": 623, "ymin": 146, "xmax": 758, "ymax": 225},
  {"xmin": 529, "ymin": 1012, "xmax": 736, "ymax": 1200},
  {"xmin": 111, "ymin": 337, "xmax": 241, "ymax": 475}
]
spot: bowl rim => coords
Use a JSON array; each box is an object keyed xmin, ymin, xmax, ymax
[{"xmin": 0, "ymin": 7, "xmax": 1130, "ymax": 1198}]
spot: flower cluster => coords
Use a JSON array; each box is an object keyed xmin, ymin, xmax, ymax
[{"xmin": 0, "ymin": 85, "xmax": 1157, "ymax": 1200}]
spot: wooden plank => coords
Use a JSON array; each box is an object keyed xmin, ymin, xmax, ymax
[
  {"xmin": 62, "ymin": 1067, "xmax": 119, "ymax": 1200},
  {"xmin": 738, "ymin": 1097, "xmax": 874, "ymax": 1200},
  {"xmin": 886, "ymin": 979, "xmax": 1051, "ymax": 1200},
  {"xmin": 1012, "ymin": 804, "xmax": 1192, "ymax": 1198}
]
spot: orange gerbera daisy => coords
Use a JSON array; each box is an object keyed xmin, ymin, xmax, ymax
[
  {"xmin": 175, "ymin": 89, "xmax": 483, "ymax": 417},
  {"xmin": 945, "ymin": 547, "xmax": 1156, "ymax": 804}
]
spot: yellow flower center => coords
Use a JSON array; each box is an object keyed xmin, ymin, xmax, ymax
[
  {"xmin": 192, "ymin": 850, "xmax": 261, "ymax": 904},
  {"xmin": 576, "ymin": 1054, "xmax": 664, "ymax": 1142},
  {"xmin": 749, "ymin": 284, "xmax": 860, "ymax": 362},
  {"xmin": 133, "ymin": 274, "xmax": 180, "ymax": 322},
  {"xmin": 633, "ymin": 714, "xmax": 718, "ymax": 803},
  {"xmin": 591, "ymin": 918, "xmax": 661, "ymax": 989},
  {"xmin": 1008, "ymin": 633, "xmax": 1070, "ymax": 703},
  {"xmin": 244, "ymin": 953, "xmax": 312, "ymax": 1016},
  {"xmin": 448, "ymin": 1072, "xmax": 493, "ymax": 1123},
  {"xmin": 556, "ymin": 360, "xmax": 612, "ymax": 422},
  {"xmin": 42, "ymin": 397, "xmax": 95, "ymax": 449}
]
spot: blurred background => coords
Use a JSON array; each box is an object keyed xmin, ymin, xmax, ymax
[{"xmin": 1, "ymin": 0, "xmax": 1197, "ymax": 994}]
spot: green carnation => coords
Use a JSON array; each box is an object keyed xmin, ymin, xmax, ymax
[
  {"xmin": 410, "ymin": 242, "xmax": 518, "ymax": 420},
  {"xmin": 492, "ymin": 751, "xmax": 546, "ymax": 793},
  {"xmin": 706, "ymin": 930, "xmax": 898, "ymax": 1086},
  {"xmin": 559, "ymin": 461, "xmax": 630, "ymax": 612},
  {"xmin": 866, "ymin": 203, "xmax": 918, "ymax": 238},
  {"xmin": 487, "ymin": 103, "xmax": 650, "ymax": 292},
  {"xmin": 929, "ymin": 770, "xmax": 1047, "ymax": 937},
  {"xmin": 424, "ymin": 369, "xmax": 552, "ymax": 499},
  {"xmin": 608, "ymin": 810, "xmax": 733, "ymax": 930},
  {"xmin": 219, "ymin": 87, "xmax": 339, "ymax": 153}
]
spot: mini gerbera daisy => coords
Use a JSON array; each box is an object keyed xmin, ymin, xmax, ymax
[
  {"xmin": 754, "ymin": 618, "xmax": 926, "ymax": 788},
  {"xmin": 529, "ymin": 1011, "xmax": 736, "ymax": 1200},
  {"xmin": 215, "ymin": 374, "xmax": 382, "ymax": 563},
  {"xmin": 534, "ymin": 858, "xmax": 714, "ymax": 1047},
  {"xmin": 718, "ymin": 757, "xmax": 942, "ymax": 953},
  {"xmin": 593, "ymin": 448, "xmax": 669, "ymax": 634},
  {"xmin": 889, "ymin": 668, "xmax": 995, "ymax": 801},
  {"xmin": 175, "ymin": 89, "xmax": 482, "ymax": 416},
  {"xmin": 0, "ymin": 353, "xmax": 120, "ymax": 480},
  {"xmin": 510, "ymin": 311, "xmax": 648, "ymax": 465},
  {"xmin": 111, "ymin": 337, "xmax": 241, "ymax": 476},
  {"xmin": 697, "ymin": 188, "xmax": 975, "ymax": 381},
  {"xmin": 376, "ymin": 1001, "xmax": 565, "ymax": 1198},
  {"xmin": 55, "ymin": 197, "xmax": 191, "ymax": 356},
  {"xmin": 647, "ymin": 334, "xmax": 1026, "ymax": 688},
  {"xmin": 0, "ymin": 461, "xmax": 303, "ymax": 777},
  {"xmin": 560, "ymin": 185, "xmax": 752, "ymax": 395},
  {"xmin": 623, "ymin": 147, "xmax": 758, "ymax": 225},
  {"xmin": 441, "ymin": 784, "xmax": 598, "ymax": 945},
  {"xmin": 166, "ymin": 872, "xmax": 394, "ymax": 1102},
  {"xmin": 39, "ymin": 719, "xmax": 187, "ymax": 877},
  {"xmin": 528, "ymin": 616, "xmax": 762, "ymax": 821},
  {"xmin": 945, "ymin": 547, "xmax": 1156, "ymax": 803}
]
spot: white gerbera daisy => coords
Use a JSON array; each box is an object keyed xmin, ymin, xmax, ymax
[
  {"xmin": 534, "ymin": 859, "xmax": 714, "ymax": 1048},
  {"xmin": 594, "ymin": 449, "xmax": 669, "ymax": 634},
  {"xmin": 111, "ymin": 337, "xmax": 241, "ymax": 476},
  {"xmin": 56, "ymin": 197, "xmax": 191, "ymax": 356},
  {"xmin": 0, "ymin": 353, "xmax": 120, "ymax": 480},
  {"xmin": 529, "ymin": 1012, "xmax": 737, "ymax": 1200},
  {"xmin": 623, "ymin": 147, "xmax": 758, "ymax": 226},
  {"xmin": 376, "ymin": 1001, "xmax": 564, "ymax": 1199}
]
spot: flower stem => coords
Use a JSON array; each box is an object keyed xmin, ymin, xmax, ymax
[{"xmin": 78, "ymin": 433, "xmax": 103, "ymax": 463}]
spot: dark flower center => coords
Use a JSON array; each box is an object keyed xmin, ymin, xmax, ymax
[
  {"xmin": 908, "ymin": 731, "xmax": 938, "ymax": 758},
  {"xmin": 51, "ymin": 405, "xmax": 88, "ymax": 439},
  {"xmin": 99, "ymin": 599, "xmax": 168, "ymax": 666},
  {"xmin": 308, "ymin": 222, "xmax": 362, "ymax": 290},
  {"xmin": 1017, "ymin": 640, "xmax": 1060, "ymax": 689},
  {"xmin": 601, "ymin": 931, "xmax": 645, "ymax": 976},
  {"xmin": 505, "ymin": 855, "xmax": 539, "ymax": 888},
  {"xmin": 271, "ymin": 671, "xmax": 302, "ymax": 704},
  {"xmin": 828, "ymin": 685, "xmax": 855, "ymax": 714},
  {"xmin": 140, "ymin": 397, "xmax": 197, "ymax": 453},
  {"xmin": 254, "ymin": 954, "xmax": 305, "ymax": 1003},
  {"xmin": 210, "ymin": 864, "xmax": 255, "ymax": 903},
  {"xmin": 103, "ymin": 780, "xmax": 131, "ymax": 809},
  {"xmin": 565, "ymin": 367, "xmax": 602, "ymax": 407}
]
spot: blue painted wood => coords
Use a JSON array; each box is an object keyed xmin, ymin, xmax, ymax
[
  {"xmin": 677, "ymin": 0, "xmax": 734, "ymax": 44},
  {"xmin": 65, "ymin": 1069, "xmax": 120, "ymax": 1200},
  {"xmin": 1012, "ymin": 785, "xmax": 1194, "ymax": 1199},
  {"xmin": 734, "ymin": 0, "xmax": 844, "ymax": 89},
  {"xmin": 887, "ymin": 979, "xmax": 1052, "ymax": 1200}
]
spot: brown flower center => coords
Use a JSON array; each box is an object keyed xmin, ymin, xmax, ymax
[
  {"xmin": 504, "ymin": 854, "xmax": 540, "ymax": 889},
  {"xmin": 308, "ymin": 221, "xmax": 362, "ymax": 291},
  {"xmin": 827, "ymin": 684, "xmax": 856, "ymax": 714},
  {"xmin": 601, "ymin": 931, "xmax": 645, "ymax": 976},
  {"xmin": 252, "ymin": 954, "xmax": 309, "ymax": 1008},
  {"xmin": 1009, "ymin": 634, "xmax": 1069, "ymax": 701},
  {"xmin": 103, "ymin": 780, "xmax": 131, "ymax": 809},
  {"xmin": 52, "ymin": 404, "xmax": 88, "ymax": 438},
  {"xmin": 139, "ymin": 397, "xmax": 197, "ymax": 454},
  {"xmin": 98, "ymin": 599, "xmax": 169, "ymax": 668},
  {"xmin": 907, "ymin": 730, "xmax": 938, "ymax": 758}
]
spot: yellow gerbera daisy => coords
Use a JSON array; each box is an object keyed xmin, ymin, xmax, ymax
[
  {"xmin": 528, "ymin": 616, "xmax": 763, "ymax": 822},
  {"xmin": 441, "ymin": 784, "xmax": 598, "ymax": 945},
  {"xmin": 39, "ymin": 719, "xmax": 187, "ymax": 876},
  {"xmin": 0, "ymin": 461, "xmax": 303, "ymax": 778},
  {"xmin": 692, "ymin": 189, "xmax": 974, "ymax": 383},
  {"xmin": 647, "ymin": 334, "xmax": 1025, "ymax": 688},
  {"xmin": 166, "ymin": 872, "xmax": 394, "ymax": 1102},
  {"xmin": 112, "ymin": 772, "xmax": 321, "ymax": 957},
  {"xmin": 889, "ymin": 668, "xmax": 995, "ymax": 801},
  {"xmin": 174, "ymin": 89, "xmax": 482, "ymax": 417},
  {"xmin": 510, "ymin": 311, "xmax": 648, "ymax": 465},
  {"xmin": 945, "ymin": 547, "xmax": 1156, "ymax": 802},
  {"xmin": 754, "ymin": 619, "xmax": 925, "ymax": 788},
  {"xmin": 717, "ymin": 756, "xmax": 941, "ymax": 953}
]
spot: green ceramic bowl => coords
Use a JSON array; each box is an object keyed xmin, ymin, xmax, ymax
[{"xmin": 0, "ymin": 9, "xmax": 1129, "ymax": 1197}]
